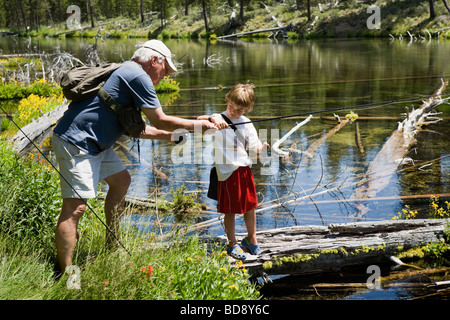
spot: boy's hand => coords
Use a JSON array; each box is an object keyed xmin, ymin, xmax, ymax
[{"xmin": 255, "ymin": 141, "xmax": 270, "ymax": 153}]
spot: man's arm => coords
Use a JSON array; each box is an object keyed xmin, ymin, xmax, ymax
[
  {"xmin": 142, "ymin": 107, "xmax": 216, "ymax": 132},
  {"xmin": 139, "ymin": 125, "xmax": 174, "ymax": 142}
]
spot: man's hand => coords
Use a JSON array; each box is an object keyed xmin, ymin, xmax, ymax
[
  {"xmin": 210, "ymin": 114, "xmax": 229, "ymax": 130},
  {"xmin": 198, "ymin": 119, "xmax": 219, "ymax": 132}
]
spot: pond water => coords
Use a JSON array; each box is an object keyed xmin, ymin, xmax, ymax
[{"xmin": 1, "ymin": 36, "xmax": 450, "ymax": 236}]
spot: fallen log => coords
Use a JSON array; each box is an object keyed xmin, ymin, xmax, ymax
[
  {"xmin": 300, "ymin": 118, "xmax": 349, "ymax": 164},
  {"xmin": 210, "ymin": 218, "xmax": 450, "ymax": 277},
  {"xmin": 350, "ymin": 79, "xmax": 449, "ymax": 217},
  {"xmin": 11, "ymin": 102, "xmax": 69, "ymax": 154},
  {"xmin": 218, "ymin": 26, "xmax": 289, "ymax": 39}
]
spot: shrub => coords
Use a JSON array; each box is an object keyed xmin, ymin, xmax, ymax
[
  {"xmin": 154, "ymin": 75, "xmax": 180, "ymax": 93},
  {"xmin": 0, "ymin": 78, "xmax": 62, "ymax": 100},
  {"xmin": 0, "ymin": 142, "xmax": 61, "ymax": 250},
  {"xmin": 13, "ymin": 92, "xmax": 65, "ymax": 128}
]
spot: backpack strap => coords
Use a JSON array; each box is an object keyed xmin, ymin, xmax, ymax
[
  {"xmin": 220, "ymin": 113, "xmax": 247, "ymax": 147},
  {"xmin": 220, "ymin": 113, "xmax": 236, "ymax": 131},
  {"xmin": 98, "ymin": 87, "xmax": 120, "ymax": 112}
]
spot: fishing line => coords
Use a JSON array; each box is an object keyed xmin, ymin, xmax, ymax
[
  {"xmin": 0, "ymin": 104, "xmax": 131, "ymax": 256},
  {"xmin": 230, "ymin": 92, "xmax": 450, "ymax": 127}
]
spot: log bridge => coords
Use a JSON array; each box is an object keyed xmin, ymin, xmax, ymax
[{"xmin": 212, "ymin": 218, "xmax": 450, "ymax": 278}]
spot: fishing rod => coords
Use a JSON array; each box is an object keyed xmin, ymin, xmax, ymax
[
  {"xmin": 0, "ymin": 104, "xmax": 131, "ymax": 256},
  {"xmin": 230, "ymin": 92, "xmax": 450, "ymax": 127}
]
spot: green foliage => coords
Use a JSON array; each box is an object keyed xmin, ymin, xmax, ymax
[
  {"xmin": 154, "ymin": 75, "xmax": 180, "ymax": 93},
  {"xmin": 429, "ymin": 195, "xmax": 450, "ymax": 219},
  {"xmin": 393, "ymin": 204, "xmax": 418, "ymax": 220},
  {"xmin": 0, "ymin": 142, "xmax": 61, "ymax": 250},
  {"xmin": 422, "ymin": 239, "xmax": 450, "ymax": 260},
  {"xmin": 1, "ymin": 0, "xmax": 450, "ymax": 39},
  {"xmin": 170, "ymin": 184, "xmax": 204, "ymax": 222},
  {"xmin": 0, "ymin": 78, "xmax": 62, "ymax": 100},
  {"xmin": 0, "ymin": 216, "xmax": 260, "ymax": 299},
  {"xmin": 394, "ymin": 196, "xmax": 450, "ymax": 220}
]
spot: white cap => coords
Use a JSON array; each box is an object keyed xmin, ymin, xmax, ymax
[{"xmin": 141, "ymin": 39, "xmax": 177, "ymax": 73}]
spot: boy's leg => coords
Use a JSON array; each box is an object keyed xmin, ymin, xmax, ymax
[
  {"xmin": 243, "ymin": 209, "xmax": 257, "ymax": 245},
  {"xmin": 223, "ymin": 213, "xmax": 237, "ymax": 246}
]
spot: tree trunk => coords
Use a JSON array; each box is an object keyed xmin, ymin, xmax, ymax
[
  {"xmin": 87, "ymin": 0, "xmax": 95, "ymax": 28},
  {"xmin": 17, "ymin": 0, "xmax": 28, "ymax": 30},
  {"xmin": 185, "ymin": 0, "xmax": 189, "ymax": 15},
  {"xmin": 140, "ymin": 0, "xmax": 144, "ymax": 24},
  {"xmin": 307, "ymin": 0, "xmax": 311, "ymax": 21},
  {"xmin": 429, "ymin": 0, "xmax": 436, "ymax": 19},
  {"xmin": 160, "ymin": 0, "xmax": 166, "ymax": 28},
  {"xmin": 57, "ymin": 0, "xmax": 62, "ymax": 24},
  {"xmin": 202, "ymin": 0, "xmax": 209, "ymax": 33},
  {"xmin": 34, "ymin": 0, "xmax": 40, "ymax": 32},
  {"xmin": 442, "ymin": 0, "xmax": 450, "ymax": 12},
  {"xmin": 350, "ymin": 80, "xmax": 448, "ymax": 217}
]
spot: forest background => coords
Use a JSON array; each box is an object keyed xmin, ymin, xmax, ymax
[{"xmin": 1, "ymin": 0, "xmax": 450, "ymax": 39}]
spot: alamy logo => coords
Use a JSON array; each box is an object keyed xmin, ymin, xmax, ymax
[
  {"xmin": 66, "ymin": 265, "xmax": 81, "ymax": 290},
  {"xmin": 366, "ymin": 5, "xmax": 381, "ymax": 30},
  {"xmin": 366, "ymin": 265, "xmax": 381, "ymax": 290},
  {"xmin": 66, "ymin": 5, "xmax": 81, "ymax": 30},
  {"xmin": 170, "ymin": 126, "xmax": 279, "ymax": 176}
]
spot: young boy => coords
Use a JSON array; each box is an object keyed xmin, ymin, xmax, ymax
[{"xmin": 199, "ymin": 83, "xmax": 269, "ymax": 260}]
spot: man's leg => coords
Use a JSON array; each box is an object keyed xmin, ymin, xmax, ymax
[
  {"xmin": 55, "ymin": 198, "xmax": 86, "ymax": 273},
  {"xmin": 103, "ymin": 169, "xmax": 131, "ymax": 247}
]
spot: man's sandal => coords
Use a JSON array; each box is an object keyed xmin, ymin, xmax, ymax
[
  {"xmin": 226, "ymin": 245, "xmax": 247, "ymax": 261},
  {"xmin": 241, "ymin": 237, "xmax": 261, "ymax": 255}
]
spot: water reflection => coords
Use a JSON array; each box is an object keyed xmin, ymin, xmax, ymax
[{"xmin": 2, "ymin": 37, "xmax": 449, "ymax": 235}]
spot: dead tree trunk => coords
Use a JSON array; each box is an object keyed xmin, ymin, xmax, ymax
[
  {"xmin": 301, "ymin": 118, "xmax": 349, "ymax": 164},
  {"xmin": 12, "ymin": 103, "xmax": 69, "ymax": 155},
  {"xmin": 350, "ymin": 79, "xmax": 448, "ymax": 217}
]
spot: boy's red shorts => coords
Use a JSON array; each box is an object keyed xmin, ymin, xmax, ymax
[{"xmin": 217, "ymin": 166, "xmax": 257, "ymax": 214}]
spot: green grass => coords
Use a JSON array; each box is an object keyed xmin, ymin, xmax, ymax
[{"xmin": 0, "ymin": 218, "xmax": 260, "ymax": 300}]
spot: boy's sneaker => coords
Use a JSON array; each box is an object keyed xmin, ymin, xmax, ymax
[
  {"xmin": 227, "ymin": 244, "xmax": 247, "ymax": 261},
  {"xmin": 241, "ymin": 237, "xmax": 261, "ymax": 255}
]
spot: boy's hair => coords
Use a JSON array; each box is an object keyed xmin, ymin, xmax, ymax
[{"xmin": 225, "ymin": 83, "xmax": 255, "ymax": 112}]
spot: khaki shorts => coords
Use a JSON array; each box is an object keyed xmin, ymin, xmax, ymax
[{"xmin": 52, "ymin": 134, "xmax": 126, "ymax": 199}]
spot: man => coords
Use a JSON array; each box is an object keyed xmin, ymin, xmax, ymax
[{"xmin": 52, "ymin": 39, "xmax": 216, "ymax": 273}]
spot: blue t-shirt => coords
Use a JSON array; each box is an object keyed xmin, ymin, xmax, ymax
[{"xmin": 54, "ymin": 61, "xmax": 160, "ymax": 155}]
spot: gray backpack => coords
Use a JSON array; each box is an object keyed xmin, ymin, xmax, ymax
[
  {"xmin": 60, "ymin": 63, "xmax": 121, "ymax": 101},
  {"xmin": 60, "ymin": 63, "xmax": 146, "ymax": 138}
]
